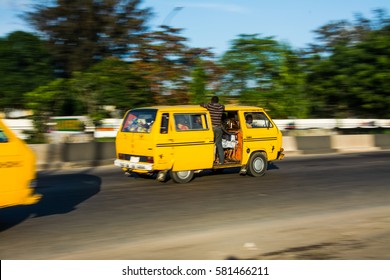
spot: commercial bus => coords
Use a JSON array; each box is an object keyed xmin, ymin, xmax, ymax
[
  {"xmin": 0, "ymin": 119, "xmax": 41, "ymax": 208},
  {"xmin": 115, "ymin": 105, "xmax": 284, "ymax": 183}
]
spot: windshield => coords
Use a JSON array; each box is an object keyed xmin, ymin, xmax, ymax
[{"xmin": 121, "ymin": 109, "xmax": 157, "ymax": 133}]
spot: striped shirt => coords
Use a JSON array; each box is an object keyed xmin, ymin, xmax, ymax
[{"xmin": 202, "ymin": 103, "xmax": 225, "ymax": 127}]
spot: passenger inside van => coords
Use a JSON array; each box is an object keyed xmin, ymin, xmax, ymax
[
  {"xmin": 192, "ymin": 115, "xmax": 203, "ymax": 129},
  {"xmin": 176, "ymin": 116, "xmax": 189, "ymax": 130},
  {"xmin": 245, "ymin": 114, "xmax": 253, "ymax": 128},
  {"xmin": 222, "ymin": 113, "xmax": 240, "ymax": 162},
  {"xmin": 225, "ymin": 112, "xmax": 239, "ymax": 130}
]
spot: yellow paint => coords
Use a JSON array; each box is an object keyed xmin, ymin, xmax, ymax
[
  {"xmin": 115, "ymin": 105, "xmax": 284, "ymax": 179},
  {"xmin": 0, "ymin": 119, "xmax": 41, "ymax": 208}
]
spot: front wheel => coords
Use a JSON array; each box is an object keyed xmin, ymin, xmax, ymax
[
  {"xmin": 170, "ymin": 170, "xmax": 194, "ymax": 184},
  {"xmin": 247, "ymin": 152, "xmax": 267, "ymax": 177}
]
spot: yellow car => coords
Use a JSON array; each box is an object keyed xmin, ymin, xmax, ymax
[
  {"xmin": 115, "ymin": 105, "xmax": 284, "ymax": 183},
  {"xmin": 0, "ymin": 119, "xmax": 41, "ymax": 208}
]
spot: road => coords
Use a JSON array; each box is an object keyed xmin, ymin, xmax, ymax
[{"xmin": 1, "ymin": 151, "xmax": 390, "ymax": 260}]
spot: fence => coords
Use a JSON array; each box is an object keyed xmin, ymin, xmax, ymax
[{"xmin": 4, "ymin": 118, "xmax": 390, "ymax": 140}]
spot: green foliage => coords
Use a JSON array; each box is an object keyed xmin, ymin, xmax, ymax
[
  {"xmin": 70, "ymin": 58, "xmax": 153, "ymax": 120},
  {"xmin": 25, "ymin": 57, "xmax": 155, "ymax": 129},
  {"xmin": 25, "ymin": 78, "xmax": 82, "ymax": 116},
  {"xmin": 188, "ymin": 60, "xmax": 208, "ymax": 104},
  {"xmin": 219, "ymin": 34, "xmax": 309, "ymax": 118},
  {"xmin": 0, "ymin": 31, "xmax": 54, "ymax": 109},
  {"xmin": 305, "ymin": 10, "xmax": 390, "ymax": 118},
  {"xmin": 25, "ymin": 78, "xmax": 80, "ymax": 142},
  {"xmin": 0, "ymin": 5, "xmax": 388, "ymax": 122}
]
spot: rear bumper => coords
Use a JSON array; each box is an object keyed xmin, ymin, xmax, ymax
[{"xmin": 114, "ymin": 159, "xmax": 153, "ymax": 171}]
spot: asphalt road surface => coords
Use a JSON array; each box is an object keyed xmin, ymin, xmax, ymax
[{"xmin": 1, "ymin": 151, "xmax": 390, "ymax": 260}]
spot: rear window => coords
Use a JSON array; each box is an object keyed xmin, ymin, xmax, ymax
[
  {"xmin": 0, "ymin": 129, "xmax": 9, "ymax": 143},
  {"xmin": 121, "ymin": 109, "xmax": 157, "ymax": 133}
]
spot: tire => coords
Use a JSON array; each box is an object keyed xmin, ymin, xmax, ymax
[
  {"xmin": 247, "ymin": 152, "xmax": 267, "ymax": 177},
  {"xmin": 170, "ymin": 170, "xmax": 194, "ymax": 184}
]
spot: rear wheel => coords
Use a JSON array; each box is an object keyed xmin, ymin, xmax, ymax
[
  {"xmin": 170, "ymin": 170, "xmax": 194, "ymax": 184},
  {"xmin": 247, "ymin": 152, "xmax": 267, "ymax": 177}
]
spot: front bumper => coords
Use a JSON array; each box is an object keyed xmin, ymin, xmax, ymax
[
  {"xmin": 277, "ymin": 148, "xmax": 285, "ymax": 160},
  {"xmin": 23, "ymin": 180, "xmax": 41, "ymax": 205},
  {"xmin": 114, "ymin": 159, "xmax": 153, "ymax": 171},
  {"xmin": 24, "ymin": 193, "xmax": 42, "ymax": 205}
]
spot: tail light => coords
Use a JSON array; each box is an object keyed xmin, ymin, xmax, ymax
[{"xmin": 146, "ymin": 157, "xmax": 154, "ymax": 163}]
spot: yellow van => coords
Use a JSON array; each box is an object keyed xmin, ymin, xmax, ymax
[
  {"xmin": 0, "ymin": 119, "xmax": 41, "ymax": 208},
  {"xmin": 115, "ymin": 105, "xmax": 284, "ymax": 183}
]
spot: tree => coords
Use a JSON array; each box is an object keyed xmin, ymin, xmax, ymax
[
  {"xmin": 307, "ymin": 9, "xmax": 389, "ymax": 56},
  {"xmin": 265, "ymin": 49, "xmax": 308, "ymax": 118},
  {"xmin": 0, "ymin": 31, "xmax": 54, "ymax": 109},
  {"xmin": 25, "ymin": 78, "xmax": 78, "ymax": 142},
  {"xmin": 304, "ymin": 10, "xmax": 390, "ymax": 118},
  {"xmin": 219, "ymin": 34, "xmax": 309, "ymax": 118},
  {"xmin": 188, "ymin": 61, "xmax": 208, "ymax": 104},
  {"xmin": 25, "ymin": 0, "xmax": 152, "ymax": 77},
  {"xmin": 132, "ymin": 25, "xmax": 217, "ymax": 105},
  {"xmin": 70, "ymin": 57, "xmax": 152, "ymax": 121}
]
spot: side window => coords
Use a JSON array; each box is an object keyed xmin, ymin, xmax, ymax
[
  {"xmin": 0, "ymin": 129, "xmax": 9, "ymax": 143},
  {"xmin": 244, "ymin": 112, "xmax": 273, "ymax": 129},
  {"xmin": 174, "ymin": 113, "xmax": 208, "ymax": 131},
  {"xmin": 191, "ymin": 114, "xmax": 206, "ymax": 130},
  {"xmin": 160, "ymin": 113, "xmax": 169, "ymax": 134}
]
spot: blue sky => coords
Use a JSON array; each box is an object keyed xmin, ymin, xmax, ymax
[{"xmin": 1, "ymin": 0, "xmax": 389, "ymax": 55}]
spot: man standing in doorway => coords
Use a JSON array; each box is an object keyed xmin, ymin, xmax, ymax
[{"xmin": 201, "ymin": 96, "xmax": 225, "ymax": 164}]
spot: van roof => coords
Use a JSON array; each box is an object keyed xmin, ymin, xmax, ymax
[{"xmin": 131, "ymin": 105, "xmax": 265, "ymax": 111}]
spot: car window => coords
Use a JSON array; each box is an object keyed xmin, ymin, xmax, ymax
[
  {"xmin": 121, "ymin": 109, "xmax": 157, "ymax": 133},
  {"xmin": 160, "ymin": 113, "xmax": 169, "ymax": 134},
  {"xmin": 0, "ymin": 129, "xmax": 9, "ymax": 143},
  {"xmin": 174, "ymin": 113, "xmax": 208, "ymax": 131},
  {"xmin": 244, "ymin": 112, "xmax": 273, "ymax": 128}
]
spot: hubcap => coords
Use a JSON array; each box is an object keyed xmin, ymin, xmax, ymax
[
  {"xmin": 253, "ymin": 157, "xmax": 264, "ymax": 172},
  {"xmin": 177, "ymin": 170, "xmax": 191, "ymax": 179}
]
